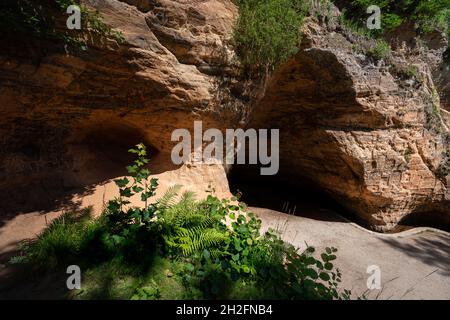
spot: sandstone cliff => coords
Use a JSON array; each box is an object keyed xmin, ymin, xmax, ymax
[
  {"xmin": 0, "ymin": 0, "xmax": 448, "ymax": 231},
  {"xmin": 0, "ymin": 0, "xmax": 243, "ymax": 218},
  {"xmin": 249, "ymin": 16, "xmax": 449, "ymax": 231}
]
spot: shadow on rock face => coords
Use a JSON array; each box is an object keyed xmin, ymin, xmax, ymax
[{"xmin": 0, "ymin": 119, "xmax": 179, "ymax": 230}]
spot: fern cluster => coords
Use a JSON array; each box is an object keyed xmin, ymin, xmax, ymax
[{"xmin": 155, "ymin": 187, "xmax": 228, "ymax": 257}]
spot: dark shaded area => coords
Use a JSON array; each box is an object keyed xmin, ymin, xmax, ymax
[
  {"xmin": 0, "ymin": 118, "xmax": 76, "ymax": 226},
  {"xmin": 0, "ymin": 264, "xmax": 69, "ymax": 299},
  {"xmin": 74, "ymin": 122, "xmax": 161, "ymax": 182},
  {"xmin": 380, "ymin": 233, "xmax": 450, "ymax": 277},
  {"xmin": 0, "ymin": 121, "xmax": 163, "ymax": 230},
  {"xmin": 399, "ymin": 210, "xmax": 450, "ymax": 233},
  {"xmin": 228, "ymin": 165, "xmax": 351, "ymax": 223},
  {"xmin": 229, "ymin": 164, "xmax": 450, "ymax": 233}
]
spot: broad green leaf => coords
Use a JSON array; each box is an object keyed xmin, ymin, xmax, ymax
[
  {"xmin": 114, "ymin": 177, "xmax": 129, "ymax": 188},
  {"xmin": 319, "ymin": 272, "xmax": 330, "ymax": 281},
  {"xmin": 325, "ymin": 262, "xmax": 333, "ymax": 270}
]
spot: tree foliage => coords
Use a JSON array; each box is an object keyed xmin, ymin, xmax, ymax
[
  {"xmin": 337, "ymin": 0, "xmax": 450, "ymax": 34},
  {"xmin": 0, "ymin": 0, "xmax": 124, "ymax": 45}
]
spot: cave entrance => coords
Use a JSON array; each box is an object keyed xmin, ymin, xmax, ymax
[
  {"xmin": 229, "ymin": 163, "xmax": 450, "ymax": 233},
  {"xmin": 396, "ymin": 210, "xmax": 450, "ymax": 233},
  {"xmin": 228, "ymin": 164, "xmax": 352, "ymax": 223}
]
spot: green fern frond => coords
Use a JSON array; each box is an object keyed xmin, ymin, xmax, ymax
[
  {"xmin": 158, "ymin": 187, "xmax": 228, "ymax": 256},
  {"xmin": 209, "ymin": 248, "xmax": 229, "ymax": 259},
  {"xmin": 182, "ymin": 214, "xmax": 215, "ymax": 228},
  {"xmin": 180, "ymin": 191, "xmax": 196, "ymax": 204},
  {"xmin": 157, "ymin": 185, "xmax": 182, "ymax": 209},
  {"xmin": 163, "ymin": 197, "xmax": 207, "ymax": 227},
  {"xmin": 175, "ymin": 227, "xmax": 227, "ymax": 256}
]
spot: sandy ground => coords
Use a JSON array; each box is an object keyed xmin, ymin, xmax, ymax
[{"xmin": 253, "ymin": 207, "xmax": 450, "ymax": 300}]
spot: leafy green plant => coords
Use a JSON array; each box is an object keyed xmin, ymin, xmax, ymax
[
  {"xmin": 336, "ymin": 0, "xmax": 450, "ymax": 36},
  {"xmin": 367, "ymin": 39, "xmax": 391, "ymax": 61},
  {"xmin": 10, "ymin": 143, "xmax": 351, "ymax": 300},
  {"xmin": 0, "ymin": 0, "xmax": 124, "ymax": 47},
  {"xmin": 232, "ymin": 0, "xmax": 309, "ymax": 76},
  {"xmin": 101, "ymin": 143, "xmax": 160, "ymax": 261},
  {"xmin": 220, "ymin": 204, "xmax": 262, "ymax": 276}
]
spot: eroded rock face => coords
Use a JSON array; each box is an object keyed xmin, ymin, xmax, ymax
[
  {"xmin": 434, "ymin": 48, "xmax": 450, "ymax": 112},
  {"xmin": 249, "ymin": 19, "xmax": 449, "ymax": 231},
  {"xmin": 0, "ymin": 0, "xmax": 242, "ymax": 215},
  {"xmin": 0, "ymin": 0, "xmax": 448, "ymax": 231}
]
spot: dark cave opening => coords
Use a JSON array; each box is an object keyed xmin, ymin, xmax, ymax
[
  {"xmin": 227, "ymin": 164, "xmax": 353, "ymax": 223},
  {"xmin": 228, "ymin": 164, "xmax": 450, "ymax": 233},
  {"xmin": 398, "ymin": 210, "xmax": 450, "ymax": 233},
  {"xmin": 81, "ymin": 125, "xmax": 157, "ymax": 175}
]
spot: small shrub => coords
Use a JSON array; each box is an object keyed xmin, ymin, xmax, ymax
[
  {"xmin": 390, "ymin": 63, "xmax": 422, "ymax": 84},
  {"xmin": 232, "ymin": 0, "xmax": 308, "ymax": 76},
  {"xmin": 367, "ymin": 39, "xmax": 391, "ymax": 61},
  {"xmin": 102, "ymin": 143, "xmax": 160, "ymax": 263},
  {"xmin": 404, "ymin": 65, "xmax": 419, "ymax": 79}
]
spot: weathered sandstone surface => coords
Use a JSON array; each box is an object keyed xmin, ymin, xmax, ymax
[
  {"xmin": 0, "ymin": 0, "xmax": 241, "ymax": 219},
  {"xmin": 249, "ymin": 17, "xmax": 449, "ymax": 230},
  {"xmin": 0, "ymin": 0, "xmax": 448, "ymax": 231}
]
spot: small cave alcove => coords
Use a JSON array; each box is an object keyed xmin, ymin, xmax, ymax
[
  {"xmin": 68, "ymin": 121, "xmax": 162, "ymax": 187},
  {"xmin": 0, "ymin": 121, "xmax": 162, "ymax": 218}
]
